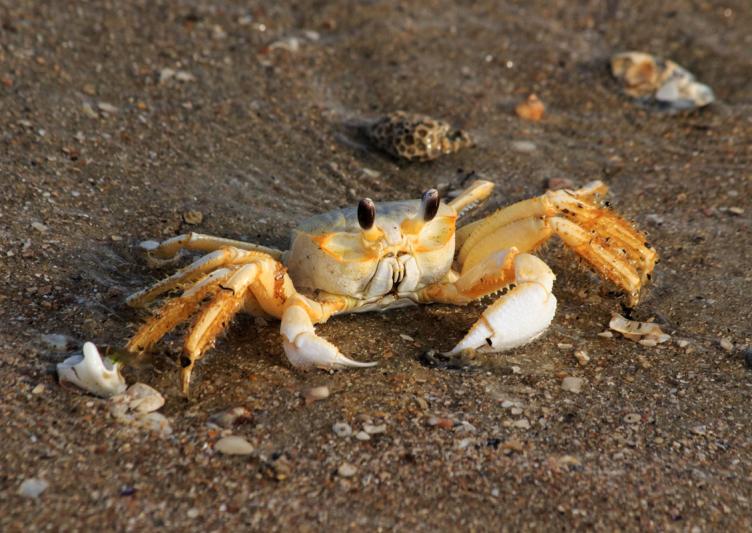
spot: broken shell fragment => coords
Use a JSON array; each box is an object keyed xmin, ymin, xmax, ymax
[
  {"xmin": 610, "ymin": 52, "xmax": 714, "ymax": 110},
  {"xmin": 609, "ymin": 314, "xmax": 670, "ymax": 344},
  {"xmin": 57, "ymin": 342, "xmax": 126, "ymax": 398},
  {"xmin": 515, "ymin": 94, "xmax": 545, "ymax": 121},
  {"xmin": 367, "ymin": 111, "xmax": 473, "ymax": 162}
]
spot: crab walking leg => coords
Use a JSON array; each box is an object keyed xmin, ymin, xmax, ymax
[
  {"xmin": 447, "ymin": 253, "xmax": 558, "ymax": 354},
  {"xmin": 280, "ymin": 295, "xmax": 376, "ymax": 370},
  {"xmin": 139, "ymin": 232, "xmax": 283, "ymax": 263},
  {"xmin": 456, "ymin": 181, "xmax": 656, "ymax": 304},
  {"xmin": 127, "ymin": 248, "xmax": 273, "ymax": 308},
  {"xmin": 126, "ymin": 268, "xmax": 235, "ymax": 353}
]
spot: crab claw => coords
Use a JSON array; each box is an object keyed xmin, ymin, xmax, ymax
[
  {"xmin": 447, "ymin": 254, "xmax": 557, "ymax": 354},
  {"xmin": 281, "ymin": 305, "xmax": 376, "ymax": 369},
  {"xmin": 57, "ymin": 342, "xmax": 127, "ymax": 398}
]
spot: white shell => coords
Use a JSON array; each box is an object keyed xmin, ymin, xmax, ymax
[{"xmin": 57, "ymin": 342, "xmax": 126, "ymax": 398}]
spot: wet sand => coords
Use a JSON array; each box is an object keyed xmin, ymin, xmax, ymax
[{"xmin": 1, "ymin": 1, "xmax": 751, "ymax": 530}]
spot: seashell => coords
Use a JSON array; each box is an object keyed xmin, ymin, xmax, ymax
[
  {"xmin": 611, "ymin": 52, "xmax": 714, "ymax": 110},
  {"xmin": 57, "ymin": 342, "xmax": 126, "ymax": 398},
  {"xmin": 367, "ymin": 111, "xmax": 473, "ymax": 162},
  {"xmin": 609, "ymin": 313, "xmax": 670, "ymax": 344}
]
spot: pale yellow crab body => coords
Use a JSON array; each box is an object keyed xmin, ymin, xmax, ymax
[
  {"xmin": 285, "ymin": 200, "xmax": 456, "ymax": 303},
  {"xmin": 122, "ymin": 179, "xmax": 658, "ymax": 393}
]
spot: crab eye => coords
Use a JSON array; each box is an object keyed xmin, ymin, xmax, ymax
[
  {"xmin": 358, "ymin": 198, "xmax": 375, "ymax": 230},
  {"xmin": 420, "ymin": 189, "xmax": 440, "ymax": 222}
]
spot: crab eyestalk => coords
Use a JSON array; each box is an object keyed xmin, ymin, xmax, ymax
[
  {"xmin": 358, "ymin": 198, "xmax": 381, "ymax": 242},
  {"xmin": 403, "ymin": 189, "xmax": 440, "ymax": 234}
]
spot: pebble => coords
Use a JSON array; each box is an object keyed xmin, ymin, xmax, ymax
[
  {"xmin": 574, "ymin": 350, "xmax": 590, "ymax": 366},
  {"xmin": 208, "ymin": 407, "xmax": 252, "ymax": 429},
  {"xmin": 97, "ymin": 102, "xmax": 118, "ymax": 114},
  {"xmin": 18, "ymin": 478, "xmax": 49, "ymax": 498},
  {"xmin": 337, "ymin": 463, "xmax": 357, "ymax": 478},
  {"xmin": 355, "ymin": 431, "xmax": 371, "ymax": 441},
  {"xmin": 183, "ymin": 210, "xmax": 204, "ymax": 225},
  {"xmin": 597, "ymin": 331, "xmax": 614, "ymax": 338},
  {"xmin": 332, "ymin": 422, "xmax": 352, "ymax": 437},
  {"xmin": 561, "ymin": 377, "xmax": 584, "ymax": 394},
  {"xmin": 136, "ymin": 412, "xmax": 172, "ymax": 436},
  {"xmin": 728, "ymin": 207, "xmax": 744, "ymax": 216},
  {"xmin": 510, "ymin": 407, "xmax": 523, "ymax": 416},
  {"xmin": 624, "ymin": 413, "xmax": 641, "ymax": 424},
  {"xmin": 41, "ymin": 334, "xmax": 75, "ymax": 351},
  {"xmin": 399, "ymin": 333, "xmax": 414, "ymax": 342},
  {"xmin": 32, "ymin": 383, "xmax": 45, "ymax": 395},
  {"xmin": 676, "ymin": 339, "xmax": 690, "ymax": 348},
  {"xmin": 215, "ymin": 436, "xmax": 255, "ymax": 455},
  {"xmin": 31, "ymin": 222, "xmax": 49, "ymax": 233},
  {"xmin": 187, "ymin": 508, "xmax": 200, "ymax": 519},
  {"xmin": 363, "ymin": 423, "xmax": 386, "ymax": 435},
  {"xmin": 515, "ymin": 94, "xmax": 545, "ymax": 122},
  {"xmin": 303, "ymin": 385, "xmax": 330, "ymax": 403},
  {"xmin": 511, "ymin": 140, "xmax": 536, "ymax": 153},
  {"xmin": 512, "ymin": 418, "xmax": 531, "ymax": 429},
  {"xmin": 112, "ymin": 383, "xmax": 164, "ymax": 414},
  {"xmin": 719, "ymin": 338, "xmax": 734, "ymax": 352}
]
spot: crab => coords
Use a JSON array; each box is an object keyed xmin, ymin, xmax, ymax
[{"xmin": 124, "ymin": 179, "xmax": 657, "ymax": 393}]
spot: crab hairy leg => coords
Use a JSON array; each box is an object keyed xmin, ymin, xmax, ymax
[
  {"xmin": 127, "ymin": 247, "xmax": 274, "ymax": 308},
  {"xmin": 139, "ymin": 232, "xmax": 283, "ymax": 264},
  {"xmin": 433, "ymin": 251, "xmax": 557, "ymax": 354},
  {"xmin": 177, "ymin": 254, "xmax": 296, "ymax": 393},
  {"xmin": 280, "ymin": 294, "xmax": 376, "ymax": 370},
  {"xmin": 456, "ymin": 181, "xmax": 656, "ymax": 305},
  {"xmin": 126, "ymin": 267, "xmax": 234, "ymax": 353}
]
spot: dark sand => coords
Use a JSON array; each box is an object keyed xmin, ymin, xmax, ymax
[{"xmin": 1, "ymin": 1, "xmax": 751, "ymax": 530}]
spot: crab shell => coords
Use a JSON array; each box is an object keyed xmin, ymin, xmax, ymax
[{"xmin": 284, "ymin": 200, "xmax": 457, "ymax": 299}]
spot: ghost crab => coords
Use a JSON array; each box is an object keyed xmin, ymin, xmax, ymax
[{"xmin": 125, "ymin": 180, "xmax": 657, "ymax": 393}]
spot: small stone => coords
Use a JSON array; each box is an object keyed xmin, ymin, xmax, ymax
[
  {"xmin": 624, "ymin": 413, "xmax": 641, "ymax": 424},
  {"xmin": 511, "ymin": 140, "xmax": 536, "ymax": 153},
  {"xmin": 40, "ymin": 333, "xmax": 75, "ymax": 351},
  {"xmin": 363, "ymin": 423, "xmax": 386, "ymax": 435},
  {"xmin": 399, "ymin": 333, "xmax": 414, "ymax": 342},
  {"xmin": 355, "ymin": 431, "xmax": 371, "ymax": 441},
  {"xmin": 719, "ymin": 338, "xmax": 734, "ymax": 352},
  {"xmin": 208, "ymin": 407, "xmax": 252, "ymax": 429},
  {"xmin": 510, "ymin": 407, "xmax": 523, "ymax": 416},
  {"xmin": 31, "ymin": 222, "xmax": 49, "ymax": 233},
  {"xmin": 574, "ymin": 350, "xmax": 590, "ymax": 366},
  {"xmin": 561, "ymin": 376, "xmax": 584, "ymax": 394},
  {"xmin": 501, "ymin": 438, "xmax": 525, "ymax": 454},
  {"xmin": 175, "ymin": 71, "xmax": 196, "ymax": 82},
  {"xmin": 183, "ymin": 210, "xmax": 203, "ymax": 225},
  {"xmin": 120, "ymin": 383, "xmax": 164, "ymax": 414},
  {"xmin": 690, "ymin": 425, "xmax": 707, "ymax": 436},
  {"xmin": 597, "ymin": 331, "xmax": 614, "ymax": 338},
  {"xmin": 303, "ymin": 385, "xmax": 330, "ymax": 403},
  {"xmin": 332, "ymin": 422, "xmax": 352, "ymax": 437},
  {"xmin": 337, "ymin": 463, "xmax": 357, "ymax": 477},
  {"xmin": 413, "ymin": 396, "xmax": 429, "ymax": 410},
  {"xmin": 728, "ymin": 207, "xmax": 744, "ymax": 215},
  {"xmin": 159, "ymin": 68, "xmax": 176, "ymax": 83},
  {"xmin": 82, "ymin": 102, "xmax": 99, "ymax": 118},
  {"xmin": 82, "ymin": 83, "xmax": 96, "ymax": 96},
  {"xmin": 215, "ymin": 436, "xmax": 255, "ymax": 455},
  {"xmin": 515, "ymin": 94, "xmax": 545, "ymax": 121},
  {"xmin": 676, "ymin": 339, "xmax": 690, "ymax": 348},
  {"xmin": 32, "ymin": 384, "xmax": 45, "ymax": 395},
  {"xmin": 512, "ymin": 418, "xmax": 531, "ymax": 429},
  {"xmin": 136, "ymin": 412, "xmax": 172, "ymax": 436},
  {"xmin": 97, "ymin": 102, "xmax": 118, "ymax": 114},
  {"xmin": 18, "ymin": 478, "xmax": 49, "ymax": 498},
  {"xmin": 187, "ymin": 508, "xmax": 200, "ymax": 519}
]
